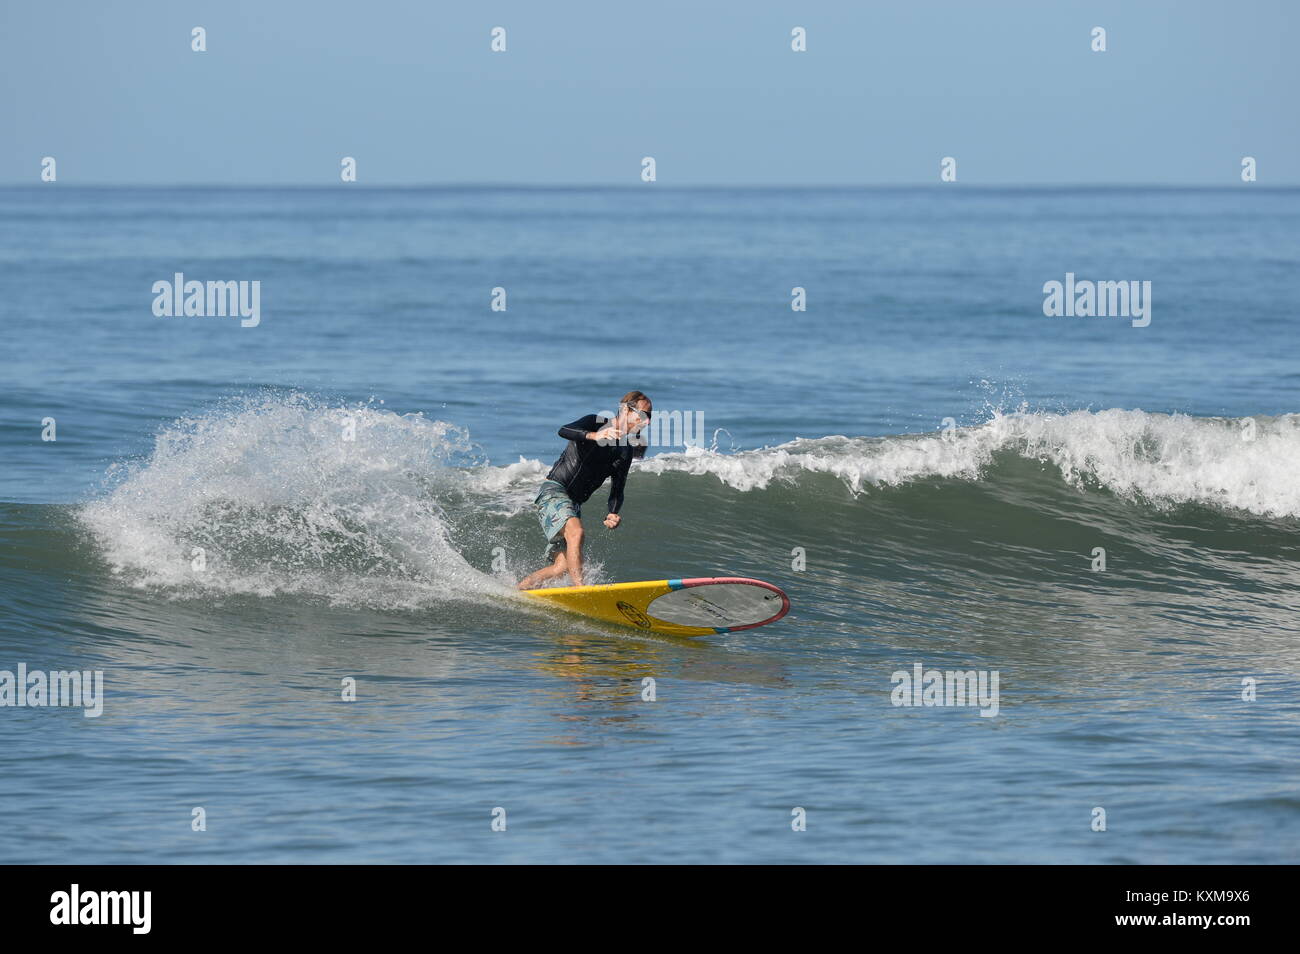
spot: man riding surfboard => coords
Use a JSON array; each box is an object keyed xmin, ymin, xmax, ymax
[{"xmin": 517, "ymin": 391, "xmax": 652, "ymax": 590}]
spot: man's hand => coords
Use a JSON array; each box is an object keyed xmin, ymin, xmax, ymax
[
  {"xmin": 591, "ymin": 425, "xmax": 626, "ymax": 444},
  {"xmin": 603, "ymin": 513, "xmax": 621, "ymax": 529}
]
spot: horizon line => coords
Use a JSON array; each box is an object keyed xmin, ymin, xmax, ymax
[{"xmin": 2, "ymin": 182, "xmax": 1293, "ymax": 190}]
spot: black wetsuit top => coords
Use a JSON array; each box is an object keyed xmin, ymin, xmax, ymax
[{"xmin": 546, "ymin": 414, "xmax": 644, "ymax": 514}]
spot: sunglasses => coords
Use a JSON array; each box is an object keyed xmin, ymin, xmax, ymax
[{"xmin": 623, "ymin": 403, "xmax": 652, "ymax": 420}]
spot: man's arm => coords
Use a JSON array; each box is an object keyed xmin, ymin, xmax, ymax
[
  {"xmin": 606, "ymin": 460, "xmax": 629, "ymax": 516},
  {"xmin": 558, "ymin": 414, "xmax": 603, "ymax": 442}
]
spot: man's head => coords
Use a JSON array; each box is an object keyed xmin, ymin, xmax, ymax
[{"xmin": 616, "ymin": 390, "xmax": 652, "ymax": 433}]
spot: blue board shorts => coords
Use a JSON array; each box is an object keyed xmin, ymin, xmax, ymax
[{"xmin": 534, "ymin": 479, "xmax": 580, "ymax": 559}]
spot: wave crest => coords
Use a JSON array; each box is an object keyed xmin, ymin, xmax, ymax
[
  {"xmin": 636, "ymin": 409, "xmax": 1300, "ymax": 517},
  {"xmin": 80, "ymin": 400, "xmax": 1299, "ymax": 610}
]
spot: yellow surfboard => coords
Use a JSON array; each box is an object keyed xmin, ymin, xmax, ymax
[{"xmin": 522, "ymin": 577, "xmax": 790, "ymax": 637}]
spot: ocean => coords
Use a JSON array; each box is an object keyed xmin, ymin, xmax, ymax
[{"xmin": 2, "ymin": 185, "xmax": 1298, "ymax": 863}]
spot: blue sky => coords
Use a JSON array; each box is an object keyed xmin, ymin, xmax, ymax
[{"xmin": 1, "ymin": 0, "xmax": 1296, "ymax": 185}]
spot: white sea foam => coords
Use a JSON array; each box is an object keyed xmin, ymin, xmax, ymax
[
  {"xmin": 632, "ymin": 409, "xmax": 1300, "ymax": 518},
  {"xmin": 82, "ymin": 395, "xmax": 508, "ymax": 605}
]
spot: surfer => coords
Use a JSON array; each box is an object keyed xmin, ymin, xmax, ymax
[{"xmin": 517, "ymin": 391, "xmax": 652, "ymax": 590}]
